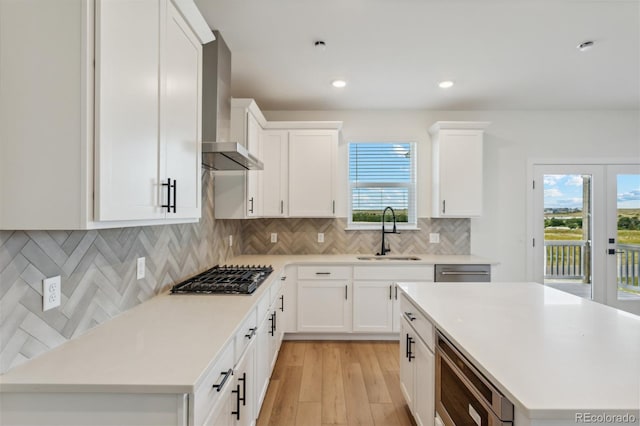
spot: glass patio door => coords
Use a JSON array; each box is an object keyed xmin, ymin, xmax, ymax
[
  {"xmin": 532, "ymin": 163, "xmax": 640, "ymax": 315},
  {"xmin": 606, "ymin": 165, "xmax": 640, "ymax": 315},
  {"xmin": 532, "ymin": 165, "xmax": 605, "ymax": 303}
]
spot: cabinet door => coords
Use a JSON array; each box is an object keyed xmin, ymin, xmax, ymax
[
  {"xmin": 234, "ymin": 340, "xmax": 256, "ymax": 426},
  {"xmin": 353, "ymin": 281, "xmax": 394, "ymax": 333},
  {"xmin": 255, "ymin": 313, "xmax": 271, "ymax": 409},
  {"xmin": 288, "ymin": 130, "xmax": 337, "ymax": 217},
  {"xmin": 433, "ymin": 129, "xmax": 483, "ymax": 217},
  {"xmin": 297, "ymin": 280, "xmax": 351, "ymax": 332},
  {"xmin": 246, "ymin": 112, "xmax": 262, "ymax": 217},
  {"xmin": 205, "ymin": 383, "xmax": 235, "ymax": 426},
  {"xmin": 261, "ymin": 130, "xmax": 289, "ymax": 217},
  {"xmin": 94, "ymin": 0, "xmax": 163, "ymax": 221},
  {"xmin": 163, "ymin": 2, "xmax": 202, "ymax": 219},
  {"xmin": 282, "ymin": 267, "xmax": 297, "ymax": 333},
  {"xmin": 399, "ymin": 316, "xmax": 415, "ymax": 411},
  {"xmin": 414, "ymin": 338, "xmax": 435, "ymax": 426}
]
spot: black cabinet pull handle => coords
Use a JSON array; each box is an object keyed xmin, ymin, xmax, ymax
[
  {"xmin": 408, "ymin": 336, "xmax": 415, "ymax": 361},
  {"xmin": 161, "ymin": 178, "xmax": 172, "ymax": 212},
  {"xmin": 395, "ymin": 285, "xmax": 398, "ymax": 300},
  {"xmin": 213, "ymin": 368, "xmax": 233, "ymax": 392},
  {"xmin": 405, "ymin": 312, "xmax": 416, "ymax": 321},
  {"xmin": 332, "ymin": 200, "xmax": 335, "ymax": 214},
  {"xmin": 172, "ymin": 179, "xmax": 177, "ymax": 213},
  {"xmin": 315, "ymin": 272, "xmax": 331, "ymax": 275},
  {"xmin": 281, "ymin": 200, "xmax": 284, "ymax": 214},
  {"xmin": 269, "ymin": 312, "xmax": 275, "ymax": 336},
  {"xmin": 249, "ymin": 197, "xmax": 254, "ymax": 214},
  {"xmin": 245, "ymin": 327, "xmax": 256, "ymax": 339},
  {"xmin": 280, "ymin": 295, "xmax": 284, "ymax": 312},
  {"xmin": 405, "ymin": 333, "xmax": 410, "ymax": 359},
  {"xmin": 231, "ymin": 384, "xmax": 241, "ymax": 420},
  {"xmin": 389, "ymin": 285, "xmax": 392, "ymax": 300},
  {"xmin": 442, "ymin": 200, "xmax": 446, "ymax": 214},
  {"xmin": 238, "ymin": 372, "xmax": 246, "ymax": 406},
  {"xmin": 345, "ymin": 284, "xmax": 348, "ymax": 300}
]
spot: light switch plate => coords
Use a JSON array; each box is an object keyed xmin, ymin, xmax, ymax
[
  {"xmin": 271, "ymin": 233, "xmax": 278, "ymax": 243},
  {"xmin": 318, "ymin": 233, "xmax": 325, "ymax": 243},
  {"xmin": 43, "ymin": 276, "xmax": 61, "ymax": 311},
  {"xmin": 429, "ymin": 233, "xmax": 440, "ymax": 243},
  {"xmin": 136, "ymin": 257, "xmax": 145, "ymax": 280}
]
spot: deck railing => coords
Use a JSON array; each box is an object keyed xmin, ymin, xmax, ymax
[
  {"xmin": 544, "ymin": 241, "xmax": 640, "ymax": 289},
  {"xmin": 544, "ymin": 240, "xmax": 587, "ymax": 279},
  {"xmin": 618, "ymin": 244, "xmax": 640, "ymax": 289}
]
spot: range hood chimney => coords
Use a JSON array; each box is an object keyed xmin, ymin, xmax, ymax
[{"xmin": 201, "ymin": 31, "xmax": 263, "ymax": 171}]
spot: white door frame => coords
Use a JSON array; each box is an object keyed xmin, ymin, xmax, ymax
[{"xmin": 527, "ymin": 158, "xmax": 640, "ymax": 312}]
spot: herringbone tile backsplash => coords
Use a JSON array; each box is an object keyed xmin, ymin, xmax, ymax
[
  {"xmin": 0, "ymin": 172, "xmax": 469, "ymax": 373},
  {"xmin": 242, "ymin": 218, "xmax": 469, "ymax": 255},
  {"xmin": 0, "ymin": 172, "xmax": 242, "ymax": 373}
]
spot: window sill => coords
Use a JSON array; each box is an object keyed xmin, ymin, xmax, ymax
[{"xmin": 345, "ymin": 225, "xmax": 421, "ymax": 231}]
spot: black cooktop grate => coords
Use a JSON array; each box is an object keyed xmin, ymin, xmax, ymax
[{"xmin": 170, "ymin": 265, "xmax": 273, "ymax": 295}]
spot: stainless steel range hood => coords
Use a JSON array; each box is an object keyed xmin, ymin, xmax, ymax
[
  {"xmin": 202, "ymin": 141, "xmax": 263, "ymax": 170},
  {"xmin": 201, "ymin": 31, "xmax": 263, "ymax": 171}
]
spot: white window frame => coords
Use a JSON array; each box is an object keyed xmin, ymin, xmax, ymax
[{"xmin": 347, "ymin": 141, "xmax": 418, "ymax": 230}]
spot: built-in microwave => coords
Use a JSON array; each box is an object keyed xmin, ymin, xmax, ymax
[{"xmin": 435, "ymin": 332, "xmax": 514, "ymax": 426}]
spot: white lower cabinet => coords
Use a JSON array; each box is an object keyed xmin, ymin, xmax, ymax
[
  {"xmin": 399, "ymin": 295, "xmax": 435, "ymax": 426},
  {"xmin": 297, "ymin": 266, "xmax": 352, "ymax": 333},
  {"xmin": 233, "ymin": 339, "xmax": 256, "ymax": 426},
  {"xmin": 353, "ymin": 266, "xmax": 434, "ymax": 333}
]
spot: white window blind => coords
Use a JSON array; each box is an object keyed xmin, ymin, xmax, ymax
[{"xmin": 348, "ymin": 142, "xmax": 416, "ymax": 226}]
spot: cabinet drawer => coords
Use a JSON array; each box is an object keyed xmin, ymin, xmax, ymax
[
  {"xmin": 297, "ymin": 265, "xmax": 351, "ymax": 280},
  {"xmin": 193, "ymin": 342, "xmax": 234, "ymax": 426},
  {"xmin": 235, "ymin": 309, "xmax": 258, "ymax": 361},
  {"xmin": 353, "ymin": 265, "xmax": 434, "ymax": 281},
  {"xmin": 257, "ymin": 291, "xmax": 271, "ymax": 323},
  {"xmin": 400, "ymin": 294, "xmax": 434, "ymax": 351}
]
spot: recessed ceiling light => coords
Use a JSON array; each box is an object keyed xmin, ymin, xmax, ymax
[
  {"xmin": 577, "ymin": 40, "xmax": 595, "ymax": 52},
  {"xmin": 439, "ymin": 81, "xmax": 454, "ymax": 89},
  {"xmin": 332, "ymin": 80, "xmax": 347, "ymax": 88}
]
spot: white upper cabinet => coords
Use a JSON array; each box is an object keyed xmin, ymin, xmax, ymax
[
  {"xmin": 288, "ymin": 129, "xmax": 338, "ymax": 217},
  {"xmin": 0, "ymin": 0, "xmax": 212, "ymax": 230},
  {"xmin": 429, "ymin": 121, "xmax": 490, "ymax": 218},
  {"xmin": 214, "ymin": 99, "xmax": 267, "ymax": 219},
  {"xmin": 261, "ymin": 130, "xmax": 289, "ymax": 217}
]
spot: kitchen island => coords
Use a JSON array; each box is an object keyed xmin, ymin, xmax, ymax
[{"xmin": 397, "ymin": 281, "xmax": 640, "ymax": 425}]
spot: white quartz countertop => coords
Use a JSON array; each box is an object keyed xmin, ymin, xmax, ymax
[
  {"xmin": 397, "ymin": 282, "xmax": 640, "ymax": 419},
  {"xmin": 0, "ymin": 254, "xmax": 490, "ymax": 393}
]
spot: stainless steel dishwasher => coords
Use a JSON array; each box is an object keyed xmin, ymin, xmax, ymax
[{"xmin": 434, "ymin": 264, "xmax": 491, "ymax": 282}]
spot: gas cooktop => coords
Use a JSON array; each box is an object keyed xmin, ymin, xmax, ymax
[{"xmin": 170, "ymin": 265, "xmax": 273, "ymax": 295}]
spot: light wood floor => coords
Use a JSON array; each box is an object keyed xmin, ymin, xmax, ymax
[{"xmin": 256, "ymin": 341, "xmax": 417, "ymax": 426}]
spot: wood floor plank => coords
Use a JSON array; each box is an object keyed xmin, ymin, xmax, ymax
[
  {"xmin": 356, "ymin": 343, "xmax": 392, "ymax": 403},
  {"xmin": 295, "ymin": 402, "xmax": 322, "ymax": 426},
  {"xmin": 370, "ymin": 403, "xmax": 401, "ymax": 426},
  {"xmin": 256, "ymin": 379, "xmax": 281, "ymax": 426},
  {"xmin": 372, "ymin": 341, "xmax": 399, "ymax": 372},
  {"xmin": 343, "ymin": 362, "xmax": 374, "ymax": 425},
  {"xmin": 300, "ymin": 342, "xmax": 323, "ymax": 402},
  {"xmin": 382, "ymin": 369, "xmax": 416, "ymax": 426},
  {"xmin": 267, "ymin": 365, "xmax": 303, "ymax": 426},
  {"xmin": 259, "ymin": 341, "xmax": 413, "ymax": 426},
  {"xmin": 321, "ymin": 345, "xmax": 347, "ymax": 424}
]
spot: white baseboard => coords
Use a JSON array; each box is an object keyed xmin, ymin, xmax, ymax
[{"xmin": 283, "ymin": 332, "xmax": 399, "ymax": 341}]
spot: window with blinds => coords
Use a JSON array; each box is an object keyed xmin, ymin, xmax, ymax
[{"xmin": 348, "ymin": 142, "xmax": 417, "ymax": 226}]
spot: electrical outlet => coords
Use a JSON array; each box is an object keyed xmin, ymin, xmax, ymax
[
  {"xmin": 429, "ymin": 233, "xmax": 440, "ymax": 243},
  {"xmin": 229, "ymin": 235, "xmax": 233, "ymax": 247},
  {"xmin": 137, "ymin": 257, "xmax": 145, "ymax": 280},
  {"xmin": 271, "ymin": 233, "xmax": 278, "ymax": 243},
  {"xmin": 43, "ymin": 276, "xmax": 61, "ymax": 311},
  {"xmin": 318, "ymin": 233, "xmax": 325, "ymax": 243}
]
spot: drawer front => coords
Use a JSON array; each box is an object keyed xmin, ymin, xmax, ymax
[
  {"xmin": 193, "ymin": 342, "xmax": 234, "ymax": 426},
  {"xmin": 235, "ymin": 308, "xmax": 258, "ymax": 361},
  {"xmin": 297, "ymin": 265, "xmax": 352, "ymax": 280},
  {"xmin": 353, "ymin": 265, "xmax": 434, "ymax": 281},
  {"xmin": 257, "ymin": 291, "xmax": 271, "ymax": 323},
  {"xmin": 400, "ymin": 293, "xmax": 434, "ymax": 351},
  {"xmin": 269, "ymin": 274, "xmax": 284, "ymax": 305}
]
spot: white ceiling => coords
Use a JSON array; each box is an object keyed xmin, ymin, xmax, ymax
[{"xmin": 195, "ymin": 0, "xmax": 640, "ymax": 111}]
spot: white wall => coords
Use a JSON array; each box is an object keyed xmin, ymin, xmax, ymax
[{"xmin": 265, "ymin": 109, "xmax": 640, "ymax": 281}]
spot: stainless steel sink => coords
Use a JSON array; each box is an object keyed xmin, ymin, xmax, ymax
[{"xmin": 357, "ymin": 256, "xmax": 422, "ymax": 261}]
